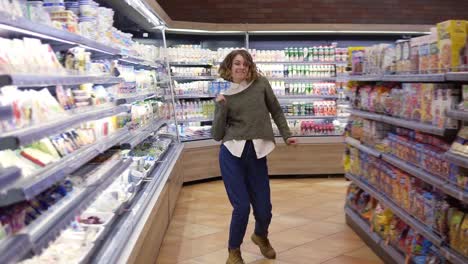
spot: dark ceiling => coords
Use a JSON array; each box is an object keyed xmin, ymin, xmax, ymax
[{"xmin": 156, "ymin": 0, "xmax": 468, "ymax": 24}]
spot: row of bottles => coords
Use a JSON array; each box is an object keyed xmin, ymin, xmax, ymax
[
  {"xmin": 271, "ymin": 82, "xmax": 338, "ymax": 96},
  {"xmin": 174, "ymin": 101, "xmax": 215, "ymax": 120},
  {"xmin": 257, "ymin": 64, "xmax": 336, "ymax": 78},
  {"xmin": 281, "ymin": 101, "xmax": 337, "ymax": 116}
]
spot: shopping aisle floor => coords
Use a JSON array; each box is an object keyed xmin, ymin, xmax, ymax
[{"xmin": 156, "ymin": 178, "xmax": 383, "ymax": 264}]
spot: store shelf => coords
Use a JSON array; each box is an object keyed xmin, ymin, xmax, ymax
[
  {"xmin": 119, "ymin": 56, "xmax": 159, "ymax": 69},
  {"xmin": 347, "ymin": 75, "xmax": 383, "ymax": 82},
  {"xmin": 347, "ymin": 72, "xmax": 468, "ymax": 83},
  {"xmin": 28, "ymin": 158, "xmax": 132, "ymax": 253},
  {"xmin": 382, "ymin": 73, "xmax": 445, "ymax": 82},
  {"xmin": 169, "ymin": 62, "xmax": 213, "ymax": 67},
  {"xmin": 0, "ymin": 234, "xmax": 31, "ymax": 264},
  {"xmin": 181, "ymin": 135, "xmax": 214, "ymax": 142},
  {"xmin": 381, "ymin": 154, "xmax": 449, "ymax": 191},
  {"xmin": 345, "ymin": 173, "xmax": 444, "ymax": 246},
  {"xmin": 0, "ymin": 166, "xmax": 21, "ymax": 189},
  {"xmin": 0, "ymin": 104, "xmax": 130, "ymax": 150},
  {"xmin": 267, "ymin": 77, "xmax": 336, "ymax": 82},
  {"xmin": 0, "ymin": 128, "xmax": 129, "ymax": 207},
  {"xmin": 445, "ymin": 72, "xmax": 468, "ymax": 82},
  {"xmin": 255, "ymin": 61, "xmax": 343, "ymax": 65},
  {"xmin": 0, "ymin": 73, "xmax": 123, "ymax": 88},
  {"xmin": 177, "ymin": 118, "xmax": 213, "ymax": 123},
  {"xmin": 120, "ymin": 118, "xmax": 167, "ymax": 149},
  {"xmin": 277, "ymin": 95, "xmax": 339, "ymax": 100},
  {"xmin": 446, "ymin": 109, "xmax": 468, "ymax": 121},
  {"xmin": 345, "ymin": 137, "xmax": 381, "ymax": 158},
  {"xmin": 92, "ymin": 143, "xmax": 184, "ymax": 263},
  {"xmin": 115, "ymin": 92, "xmax": 158, "ymax": 105},
  {"xmin": 174, "ymin": 94, "xmax": 215, "ymax": 99},
  {"xmin": 285, "ymin": 115, "xmax": 338, "ymax": 120},
  {"xmin": 444, "ymin": 151, "xmax": 468, "ymax": 168},
  {"xmin": 440, "ymin": 246, "xmax": 468, "ymax": 264},
  {"xmin": 345, "ymin": 206, "xmax": 405, "ymax": 264},
  {"xmin": 0, "ymin": 12, "xmax": 120, "ymax": 56},
  {"xmin": 172, "ymin": 76, "xmax": 218, "ymax": 81},
  {"xmin": 349, "ymin": 109, "xmax": 455, "ymax": 136}
]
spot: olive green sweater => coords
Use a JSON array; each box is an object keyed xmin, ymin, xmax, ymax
[{"xmin": 211, "ymin": 76, "xmax": 292, "ymax": 143}]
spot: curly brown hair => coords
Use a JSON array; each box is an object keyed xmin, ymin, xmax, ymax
[{"xmin": 218, "ymin": 49, "xmax": 259, "ymax": 82}]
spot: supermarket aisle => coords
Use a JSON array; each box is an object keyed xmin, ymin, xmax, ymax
[{"xmin": 156, "ymin": 178, "xmax": 383, "ymax": 264}]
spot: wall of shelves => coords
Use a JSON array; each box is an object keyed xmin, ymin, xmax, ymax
[{"xmin": 344, "ymin": 64, "xmax": 468, "ymax": 263}]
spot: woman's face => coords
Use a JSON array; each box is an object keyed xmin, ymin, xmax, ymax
[{"xmin": 231, "ymin": 54, "xmax": 249, "ymax": 83}]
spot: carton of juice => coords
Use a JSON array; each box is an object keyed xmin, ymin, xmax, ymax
[{"xmin": 437, "ymin": 20, "xmax": 467, "ymax": 72}]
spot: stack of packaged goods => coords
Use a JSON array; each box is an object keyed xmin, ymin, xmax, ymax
[
  {"xmin": 167, "ymin": 45, "xmax": 218, "ymax": 64},
  {"xmin": 1, "ymin": 0, "xmax": 162, "ymax": 61},
  {"xmin": 350, "ymin": 20, "xmax": 467, "ymax": 75},
  {"xmin": 281, "ymin": 100, "xmax": 337, "ymax": 117},
  {"xmin": 171, "ymin": 67, "xmax": 216, "ymax": 77},
  {"xmin": 257, "ymin": 64, "xmax": 336, "ymax": 78},
  {"xmin": 346, "ymin": 185, "xmax": 447, "ymax": 263},
  {"xmin": 0, "ymin": 115, "xmax": 125, "ymax": 176},
  {"xmin": 348, "ymin": 82, "xmax": 459, "ymax": 129},
  {"xmin": 174, "ymin": 101, "xmax": 215, "ymax": 121},
  {"xmin": 116, "ymin": 65, "xmax": 159, "ymax": 97},
  {"xmin": 173, "ymin": 80, "xmax": 229, "ymax": 96},
  {"xmin": 178, "ymin": 125, "xmax": 213, "ymax": 141},
  {"xmin": 271, "ymin": 82, "xmax": 338, "ymax": 96},
  {"xmin": 15, "ymin": 136, "xmax": 172, "ymax": 263},
  {"xmin": 251, "ymin": 45, "xmax": 339, "ymax": 62},
  {"xmin": 274, "ymin": 119, "xmax": 345, "ymax": 137}
]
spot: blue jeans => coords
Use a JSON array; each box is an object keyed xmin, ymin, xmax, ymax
[{"xmin": 219, "ymin": 140, "xmax": 272, "ymax": 249}]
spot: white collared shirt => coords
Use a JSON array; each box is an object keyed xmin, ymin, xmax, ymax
[{"xmin": 222, "ymin": 80, "xmax": 276, "ymax": 159}]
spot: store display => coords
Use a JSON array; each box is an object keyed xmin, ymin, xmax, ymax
[
  {"xmin": 274, "ymin": 119, "xmax": 345, "ymax": 136},
  {"xmin": 280, "ymin": 100, "xmax": 337, "ymax": 117},
  {"xmin": 174, "ymin": 100, "xmax": 214, "ymax": 121},
  {"xmin": 271, "ymin": 81, "xmax": 338, "ymax": 96},
  {"xmin": 173, "ymin": 80, "xmax": 229, "ymax": 96},
  {"xmin": 257, "ymin": 63, "xmax": 336, "ymax": 78},
  {"xmin": 0, "ymin": 179, "xmax": 74, "ymax": 240},
  {"xmin": 171, "ymin": 66, "xmax": 216, "ymax": 77},
  {"xmin": 350, "ymin": 20, "xmax": 468, "ymax": 75},
  {"xmin": 0, "ymin": 0, "xmax": 162, "ymax": 61},
  {"xmin": 346, "ymin": 185, "xmax": 446, "ymax": 263},
  {"xmin": 349, "ymin": 82, "xmax": 460, "ymax": 129},
  {"xmin": 0, "ymin": 37, "xmax": 64, "ymax": 74},
  {"xmin": 345, "ymin": 23, "xmax": 468, "ymax": 263},
  {"xmin": 250, "ymin": 45, "xmax": 342, "ymax": 62},
  {"xmin": 167, "ymin": 45, "xmax": 217, "ymax": 64}
]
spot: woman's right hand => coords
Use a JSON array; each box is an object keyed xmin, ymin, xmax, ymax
[{"xmin": 215, "ymin": 94, "xmax": 226, "ymax": 103}]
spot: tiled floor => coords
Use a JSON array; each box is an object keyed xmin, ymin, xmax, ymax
[{"xmin": 157, "ymin": 178, "xmax": 383, "ymax": 264}]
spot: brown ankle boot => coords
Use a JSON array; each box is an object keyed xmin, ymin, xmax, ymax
[
  {"xmin": 251, "ymin": 233, "xmax": 276, "ymax": 259},
  {"xmin": 226, "ymin": 248, "xmax": 245, "ymax": 264}
]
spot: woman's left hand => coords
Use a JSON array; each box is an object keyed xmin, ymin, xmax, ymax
[{"xmin": 286, "ymin": 137, "xmax": 297, "ymax": 145}]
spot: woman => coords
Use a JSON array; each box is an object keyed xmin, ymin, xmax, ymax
[{"xmin": 211, "ymin": 49, "xmax": 296, "ymax": 264}]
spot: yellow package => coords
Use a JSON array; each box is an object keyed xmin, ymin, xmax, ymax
[
  {"xmin": 437, "ymin": 20, "xmax": 467, "ymax": 71},
  {"xmin": 420, "ymin": 84, "xmax": 434, "ymax": 124}
]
